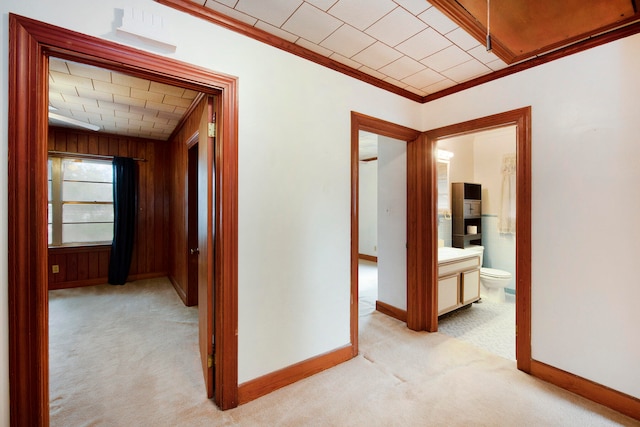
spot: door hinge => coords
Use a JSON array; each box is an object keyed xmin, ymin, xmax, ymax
[
  {"xmin": 207, "ymin": 123, "xmax": 216, "ymax": 138},
  {"xmin": 207, "ymin": 353, "xmax": 214, "ymax": 368}
]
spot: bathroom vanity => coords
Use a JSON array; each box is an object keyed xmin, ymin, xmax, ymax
[{"xmin": 438, "ymin": 247, "xmax": 481, "ymax": 316}]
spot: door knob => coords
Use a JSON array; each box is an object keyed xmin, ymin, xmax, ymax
[{"xmin": 190, "ymin": 248, "xmax": 200, "ymax": 255}]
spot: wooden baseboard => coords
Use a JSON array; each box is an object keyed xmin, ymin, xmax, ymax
[
  {"xmin": 237, "ymin": 344, "xmax": 354, "ymax": 405},
  {"xmin": 358, "ymin": 254, "xmax": 378, "ymax": 262},
  {"xmin": 48, "ymin": 271, "xmax": 167, "ymax": 290},
  {"xmin": 375, "ymin": 300, "xmax": 407, "ymax": 323},
  {"xmin": 169, "ymin": 275, "xmax": 188, "ymax": 305},
  {"xmin": 530, "ymin": 360, "xmax": 640, "ymax": 420}
]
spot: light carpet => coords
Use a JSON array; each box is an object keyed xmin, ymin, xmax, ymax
[{"xmin": 49, "ymin": 277, "xmax": 638, "ymax": 426}]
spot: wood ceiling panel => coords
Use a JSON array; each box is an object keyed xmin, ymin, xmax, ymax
[{"xmin": 432, "ymin": 0, "xmax": 639, "ymax": 63}]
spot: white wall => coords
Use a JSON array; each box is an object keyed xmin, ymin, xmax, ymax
[
  {"xmin": 421, "ymin": 34, "xmax": 640, "ymax": 398},
  {"xmin": 0, "ymin": 0, "xmax": 423, "ymax": 420},
  {"xmin": 376, "ymin": 136, "xmax": 407, "ymax": 311},
  {"xmin": 358, "ymin": 160, "xmax": 378, "ymax": 257},
  {"xmin": 473, "ymin": 127, "xmax": 516, "ymax": 289}
]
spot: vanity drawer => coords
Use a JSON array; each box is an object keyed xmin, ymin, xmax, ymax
[{"xmin": 439, "ymin": 256, "xmax": 480, "ymax": 277}]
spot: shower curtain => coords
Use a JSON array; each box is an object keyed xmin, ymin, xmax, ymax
[
  {"xmin": 108, "ymin": 156, "xmax": 137, "ymax": 285},
  {"xmin": 498, "ymin": 153, "xmax": 516, "ymax": 234}
]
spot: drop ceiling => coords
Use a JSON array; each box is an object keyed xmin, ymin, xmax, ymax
[
  {"xmin": 47, "ymin": 0, "xmax": 640, "ymax": 139},
  {"xmin": 48, "ymin": 57, "xmax": 201, "ymax": 141},
  {"xmin": 160, "ymin": 0, "xmax": 640, "ymax": 101}
]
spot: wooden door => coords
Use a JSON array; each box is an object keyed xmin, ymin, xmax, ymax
[
  {"xmin": 187, "ymin": 143, "xmax": 199, "ymax": 306},
  {"xmin": 198, "ymin": 96, "xmax": 215, "ymax": 397}
]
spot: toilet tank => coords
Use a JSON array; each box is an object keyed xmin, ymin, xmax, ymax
[{"xmin": 465, "ymin": 245, "xmax": 484, "ymax": 266}]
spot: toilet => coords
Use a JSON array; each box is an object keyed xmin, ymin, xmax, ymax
[{"xmin": 464, "ymin": 245, "xmax": 512, "ymax": 303}]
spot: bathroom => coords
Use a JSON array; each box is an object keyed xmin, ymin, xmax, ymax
[{"xmin": 436, "ymin": 125, "xmax": 517, "ymax": 361}]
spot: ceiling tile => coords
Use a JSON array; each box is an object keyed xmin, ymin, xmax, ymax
[
  {"xmin": 423, "ymin": 78, "xmax": 455, "ymax": 94},
  {"xmin": 320, "ymin": 24, "xmax": 375, "ymax": 58},
  {"xmin": 76, "ymin": 87, "xmax": 114, "ymax": 103},
  {"xmin": 296, "ymin": 38, "xmax": 333, "ymax": 56},
  {"xmin": 163, "ymin": 94, "xmax": 194, "ymax": 109},
  {"xmin": 146, "ymin": 100, "xmax": 177, "ymax": 114},
  {"xmin": 401, "ymin": 67, "xmax": 445, "ymax": 89},
  {"xmin": 404, "ymin": 85, "xmax": 427, "ymax": 96},
  {"xmin": 486, "ymin": 58, "xmax": 509, "ymax": 71},
  {"xmin": 378, "ymin": 56, "xmax": 424, "ymax": 80},
  {"xmin": 421, "ymin": 45, "xmax": 472, "ymax": 72},
  {"xmin": 209, "ymin": 0, "xmax": 235, "ymax": 7},
  {"xmin": 441, "ymin": 59, "xmax": 490, "ymax": 83},
  {"xmin": 418, "ymin": 6, "xmax": 457, "ymax": 34},
  {"xmin": 66, "ymin": 62, "xmax": 112, "ymax": 82},
  {"xmin": 49, "ymin": 58, "xmax": 69, "ymax": 73},
  {"xmin": 467, "ymin": 45, "xmax": 501, "ymax": 64},
  {"xmin": 183, "ymin": 89, "xmax": 200, "ymax": 99},
  {"xmin": 60, "ymin": 94, "xmax": 98, "ymax": 108},
  {"xmin": 396, "ymin": 27, "xmax": 452, "ymax": 61},
  {"xmin": 328, "ymin": 0, "xmax": 396, "ymax": 31},
  {"xmin": 114, "ymin": 110, "xmax": 144, "ymax": 121},
  {"xmin": 393, "ymin": 0, "xmax": 431, "ymax": 15},
  {"xmin": 352, "ymin": 41, "xmax": 403, "ymax": 70},
  {"xmin": 111, "ymin": 73, "xmax": 151, "ymax": 91},
  {"xmin": 305, "ymin": 0, "xmax": 339, "ymax": 11},
  {"xmin": 50, "ymin": 71, "xmax": 93, "ymax": 89},
  {"xmin": 365, "ymin": 7, "xmax": 427, "ymax": 47},
  {"xmin": 446, "ymin": 27, "xmax": 481, "ymax": 51},
  {"xmin": 131, "ymin": 88, "xmax": 165, "ymax": 103},
  {"xmin": 358, "ymin": 66, "xmax": 386, "ymax": 80},
  {"xmin": 235, "ymin": 0, "xmax": 303, "ymax": 27},
  {"xmin": 115, "ymin": 95, "xmax": 146, "ymax": 108},
  {"xmin": 255, "ymin": 21, "xmax": 299, "ymax": 43},
  {"xmin": 49, "ymin": 82, "xmax": 79, "ymax": 97},
  {"xmin": 330, "ymin": 52, "xmax": 363, "ymax": 69},
  {"xmin": 149, "ymin": 81, "xmax": 186, "ymax": 97},
  {"xmin": 92, "ymin": 80, "xmax": 131, "ymax": 97},
  {"xmin": 282, "ymin": 2, "xmax": 342, "ymax": 44},
  {"xmin": 203, "ymin": 1, "xmax": 259, "ymax": 26}
]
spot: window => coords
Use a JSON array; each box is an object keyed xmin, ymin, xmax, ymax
[{"xmin": 48, "ymin": 156, "xmax": 114, "ymax": 246}]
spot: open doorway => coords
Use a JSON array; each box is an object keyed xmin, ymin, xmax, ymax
[
  {"xmin": 357, "ymin": 131, "xmax": 408, "ymax": 320},
  {"xmin": 423, "ymin": 107, "xmax": 532, "ymax": 372},
  {"xmin": 8, "ymin": 15, "xmax": 239, "ymax": 423},
  {"xmin": 435, "ymin": 126, "xmax": 518, "ymax": 361},
  {"xmin": 350, "ymin": 112, "xmax": 421, "ymax": 351}
]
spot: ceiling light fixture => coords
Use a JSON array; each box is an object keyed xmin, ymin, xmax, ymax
[
  {"xmin": 486, "ymin": 0, "xmax": 492, "ymax": 52},
  {"xmin": 48, "ymin": 110, "xmax": 101, "ymax": 131}
]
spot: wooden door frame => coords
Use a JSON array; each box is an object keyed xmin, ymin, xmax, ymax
[
  {"xmin": 352, "ymin": 108, "xmax": 531, "ymax": 370},
  {"xmin": 422, "ymin": 107, "xmax": 532, "ymax": 371},
  {"xmin": 350, "ymin": 112, "xmax": 422, "ymax": 348},
  {"xmin": 7, "ymin": 14, "xmax": 239, "ymax": 425}
]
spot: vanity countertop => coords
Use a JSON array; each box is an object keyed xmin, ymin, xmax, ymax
[{"xmin": 438, "ymin": 247, "xmax": 478, "ymax": 263}]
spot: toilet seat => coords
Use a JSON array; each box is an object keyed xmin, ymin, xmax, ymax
[{"xmin": 480, "ymin": 267, "xmax": 512, "ymax": 279}]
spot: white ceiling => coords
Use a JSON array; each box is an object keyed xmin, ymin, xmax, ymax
[
  {"xmin": 196, "ymin": 0, "xmax": 508, "ymax": 97},
  {"xmin": 48, "ymin": 57, "xmax": 200, "ymax": 140}
]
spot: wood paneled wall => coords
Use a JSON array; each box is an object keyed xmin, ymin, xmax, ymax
[
  {"xmin": 47, "ymin": 126, "xmax": 169, "ymax": 289},
  {"xmin": 166, "ymin": 97, "xmax": 206, "ymax": 305}
]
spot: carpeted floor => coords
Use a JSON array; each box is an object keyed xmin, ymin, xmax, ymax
[
  {"xmin": 49, "ymin": 277, "xmax": 638, "ymax": 426},
  {"xmin": 437, "ymin": 295, "xmax": 516, "ymax": 361}
]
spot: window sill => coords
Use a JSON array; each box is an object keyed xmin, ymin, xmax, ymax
[{"xmin": 48, "ymin": 243, "xmax": 112, "ymax": 253}]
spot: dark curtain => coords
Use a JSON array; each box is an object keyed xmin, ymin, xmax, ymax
[{"xmin": 108, "ymin": 157, "xmax": 137, "ymax": 285}]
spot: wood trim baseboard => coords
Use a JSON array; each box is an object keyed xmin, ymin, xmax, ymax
[
  {"xmin": 237, "ymin": 344, "xmax": 354, "ymax": 405},
  {"xmin": 168, "ymin": 275, "xmax": 188, "ymax": 305},
  {"xmin": 375, "ymin": 301, "xmax": 407, "ymax": 323},
  {"xmin": 48, "ymin": 272, "xmax": 168, "ymax": 291},
  {"xmin": 530, "ymin": 360, "xmax": 640, "ymax": 420},
  {"xmin": 358, "ymin": 254, "xmax": 377, "ymax": 262}
]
